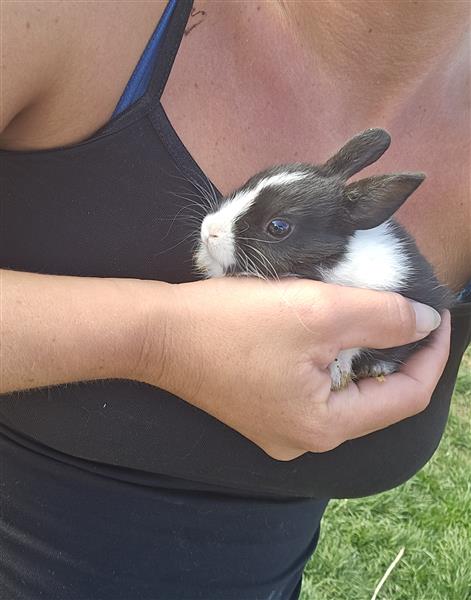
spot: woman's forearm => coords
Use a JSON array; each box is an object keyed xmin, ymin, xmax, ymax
[
  {"xmin": 1, "ymin": 268, "xmax": 450, "ymax": 459},
  {"xmin": 0, "ymin": 269, "xmax": 169, "ymax": 394}
]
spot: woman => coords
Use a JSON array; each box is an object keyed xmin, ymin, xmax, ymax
[{"xmin": 1, "ymin": 1, "xmax": 469, "ymax": 598}]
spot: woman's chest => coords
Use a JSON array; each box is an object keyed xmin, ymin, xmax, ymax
[{"xmin": 161, "ymin": 43, "xmax": 470, "ymax": 292}]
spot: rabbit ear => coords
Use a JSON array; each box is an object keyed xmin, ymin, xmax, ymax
[
  {"xmin": 323, "ymin": 129, "xmax": 391, "ymax": 179},
  {"xmin": 343, "ymin": 173, "xmax": 425, "ymax": 229}
]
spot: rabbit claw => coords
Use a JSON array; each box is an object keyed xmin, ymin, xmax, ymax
[{"xmin": 330, "ymin": 371, "xmax": 352, "ymax": 391}]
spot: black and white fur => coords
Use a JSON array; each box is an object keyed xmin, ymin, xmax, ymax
[{"xmin": 194, "ymin": 129, "xmax": 453, "ymax": 390}]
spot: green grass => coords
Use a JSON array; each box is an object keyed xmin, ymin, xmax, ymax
[{"xmin": 302, "ymin": 348, "xmax": 471, "ymax": 600}]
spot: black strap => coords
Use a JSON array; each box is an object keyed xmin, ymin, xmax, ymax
[{"xmin": 146, "ymin": 0, "xmax": 194, "ymax": 102}]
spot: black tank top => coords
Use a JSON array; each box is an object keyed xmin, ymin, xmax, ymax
[{"xmin": 1, "ymin": 0, "xmax": 470, "ymax": 499}]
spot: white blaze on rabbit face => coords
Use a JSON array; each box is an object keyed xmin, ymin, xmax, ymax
[{"xmin": 196, "ymin": 172, "xmax": 306, "ymax": 276}]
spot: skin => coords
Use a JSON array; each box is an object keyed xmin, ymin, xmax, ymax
[{"xmin": 1, "ymin": 0, "xmax": 465, "ymax": 459}]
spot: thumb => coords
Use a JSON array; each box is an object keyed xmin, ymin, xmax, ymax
[{"xmin": 321, "ymin": 285, "xmax": 442, "ymax": 351}]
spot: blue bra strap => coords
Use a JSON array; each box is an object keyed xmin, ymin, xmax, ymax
[
  {"xmin": 457, "ymin": 280, "xmax": 471, "ymax": 303},
  {"xmin": 112, "ymin": 0, "xmax": 178, "ymax": 117}
]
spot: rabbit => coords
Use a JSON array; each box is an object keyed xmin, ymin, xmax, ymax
[{"xmin": 194, "ymin": 128, "xmax": 454, "ymax": 390}]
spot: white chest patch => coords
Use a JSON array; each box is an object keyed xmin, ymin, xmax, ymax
[{"xmin": 318, "ymin": 221, "xmax": 411, "ymax": 291}]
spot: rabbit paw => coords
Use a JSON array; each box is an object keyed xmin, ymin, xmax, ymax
[
  {"xmin": 330, "ymin": 369, "xmax": 352, "ymax": 391},
  {"xmin": 356, "ymin": 360, "xmax": 397, "ymax": 382},
  {"xmin": 329, "ymin": 349, "xmax": 360, "ymax": 391}
]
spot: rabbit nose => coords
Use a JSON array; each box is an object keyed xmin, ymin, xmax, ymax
[
  {"xmin": 207, "ymin": 223, "xmax": 222, "ymax": 240},
  {"xmin": 208, "ymin": 224, "xmax": 223, "ymax": 239},
  {"xmin": 201, "ymin": 216, "xmax": 226, "ymax": 243}
]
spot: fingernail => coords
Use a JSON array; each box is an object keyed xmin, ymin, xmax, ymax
[{"xmin": 411, "ymin": 301, "xmax": 442, "ymax": 333}]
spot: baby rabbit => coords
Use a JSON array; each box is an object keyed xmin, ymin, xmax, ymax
[{"xmin": 195, "ymin": 129, "xmax": 453, "ymax": 390}]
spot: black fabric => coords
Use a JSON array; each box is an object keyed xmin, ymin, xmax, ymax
[
  {"xmin": 0, "ymin": 428, "xmax": 327, "ymax": 600},
  {"xmin": 1, "ymin": 0, "xmax": 470, "ymax": 504}
]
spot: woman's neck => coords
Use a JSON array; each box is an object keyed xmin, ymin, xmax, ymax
[
  {"xmin": 272, "ymin": 0, "xmax": 469, "ymax": 123},
  {"xmin": 279, "ymin": 1, "xmax": 469, "ymax": 77}
]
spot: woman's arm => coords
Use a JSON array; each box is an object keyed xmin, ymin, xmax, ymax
[
  {"xmin": 1, "ymin": 268, "xmax": 449, "ymax": 460},
  {"xmin": 0, "ymin": 269, "xmax": 169, "ymax": 392}
]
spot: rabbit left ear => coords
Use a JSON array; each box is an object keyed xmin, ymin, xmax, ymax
[
  {"xmin": 344, "ymin": 173, "xmax": 425, "ymax": 230},
  {"xmin": 322, "ymin": 128, "xmax": 391, "ymax": 180}
]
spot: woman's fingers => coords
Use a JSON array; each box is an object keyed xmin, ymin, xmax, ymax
[{"xmin": 326, "ymin": 310, "xmax": 451, "ymax": 443}]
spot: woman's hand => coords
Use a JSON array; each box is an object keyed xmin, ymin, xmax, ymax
[{"xmin": 136, "ymin": 277, "xmax": 451, "ymax": 460}]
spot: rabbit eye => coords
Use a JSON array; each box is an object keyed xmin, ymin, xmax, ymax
[{"xmin": 267, "ymin": 219, "xmax": 292, "ymax": 238}]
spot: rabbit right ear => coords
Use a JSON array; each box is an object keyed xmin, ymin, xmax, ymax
[
  {"xmin": 322, "ymin": 129, "xmax": 391, "ymax": 180},
  {"xmin": 343, "ymin": 172, "xmax": 426, "ymax": 230}
]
